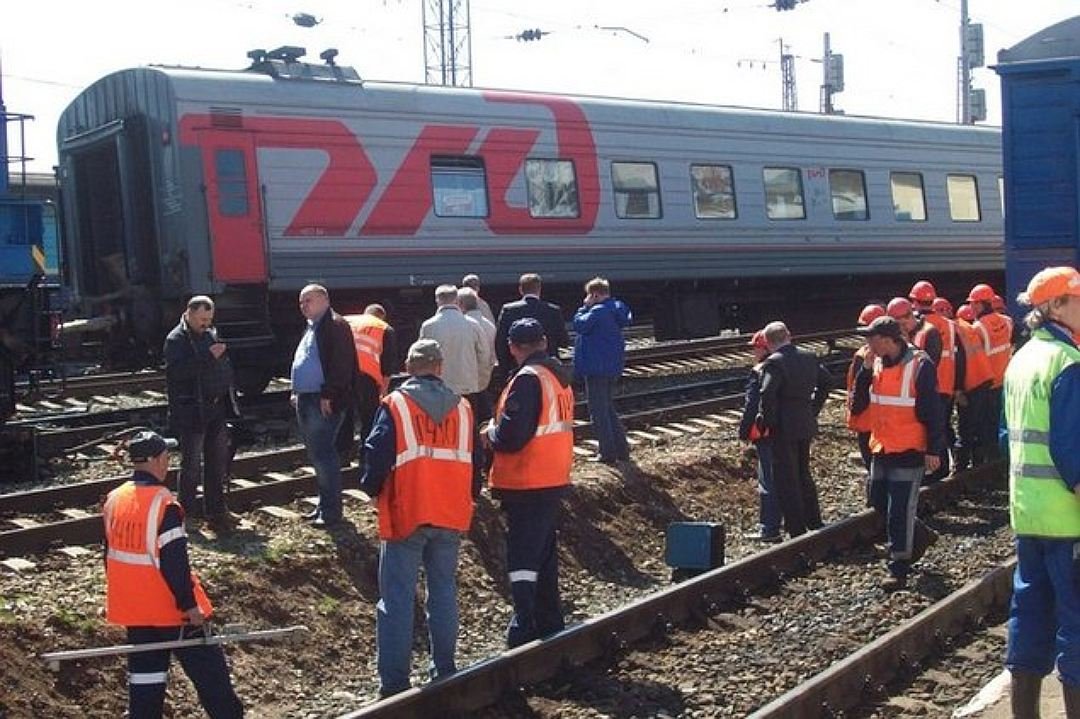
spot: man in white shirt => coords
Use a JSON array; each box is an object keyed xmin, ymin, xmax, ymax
[
  {"xmin": 458, "ymin": 287, "xmax": 497, "ymax": 423},
  {"xmin": 419, "ymin": 285, "xmax": 487, "ymax": 409}
]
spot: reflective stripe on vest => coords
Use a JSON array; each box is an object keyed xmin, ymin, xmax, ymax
[
  {"xmin": 976, "ymin": 315, "xmax": 1013, "ymax": 387},
  {"xmin": 956, "ymin": 319, "xmax": 995, "ymax": 391},
  {"xmin": 1005, "ymin": 327, "xmax": 1080, "ymax": 537},
  {"xmin": 345, "ymin": 314, "xmax": 388, "ymax": 382},
  {"xmin": 489, "ymin": 364, "xmax": 574, "ymax": 491},
  {"xmin": 868, "ymin": 349, "xmax": 929, "ymax": 454},
  {"xmin": 103, "ymin": 482, "xmax": 213, "ymax": 626},
  {"xmin": 378, "ymin": 390, "xmax": 474, "ymax": 541}
]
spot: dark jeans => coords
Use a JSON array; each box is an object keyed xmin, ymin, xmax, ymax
[
  {"xmin": 178, "ymin": 404, "xmax": 230, "ymax": 517},
  {"xmin": 924, "ymin": 394, "xmax": 952, "ymax": 484},
  {"xmin": 755, "ymin": 439, "xmax": 781, "ymax": 537},
  {"xmin": 772, "ymin": 436, "xmax": 822, "ymax": 537},
  {"xmin": 296, "ymin": 393, "xmax": 345, "ymax": 522},
  {"xmin": 868, "ymin": 460, "xmax": 924, "ymax": 578},
  {"xmin": 503, "ymin": 497, "xmax": 564, "ymax": 648},
  {"xmin": 956, "ymin": 385, "xmax": 990, "ymax": 469},
  {"xmin": 337, "ymin": 374, "xmax": 381, "ymax": 461},
  {"xmin": 584, "ymin": 375, "xmax": 630, "ymax": 462},
  {"xmin": 126, "ymin": 626, "xmax": 242, "ymax": 719},
  {"xmin": 983, "ymin": 386, "xmax": 1004, "ymax": 461}
]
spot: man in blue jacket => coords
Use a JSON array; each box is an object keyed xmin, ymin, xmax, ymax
[{"xmin": 573, "ymin": 277, "xmax": 632, "ymax": 466}]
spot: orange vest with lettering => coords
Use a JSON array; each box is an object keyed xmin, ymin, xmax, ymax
[
  {"xmin": 922, "ymin": 313, "xmax": 957, "ymax": 395},
  {"xmin": 869, "ymin": 349, "xmax": 929, "ymax": 455},
  {"xmin": 846, "ymin": 347, "xmax": 873, "ymax": 433},
  {"xmin": 345, "ymin": 314, "xmax": 388, "ymax": 383},
  {"xmin": 955, "ymin": 319, "xmax": 994, "ymax": 391},
  {"xmin": 489, "ymin": 364, "xmax": 574, "ymax": 491},
  {"xmin": 379, "ymin": 391, "xmax": 474, "ymax": 541},
  {"xmin": 103, "ymin": 482, "xmax": 213, "ymax": 626},
  {"xmin": 975, "ymin": 313, "xmax": 1012, "ymax": 387}
]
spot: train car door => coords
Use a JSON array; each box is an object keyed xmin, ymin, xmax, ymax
[{"xmin": 198, "ymin": 132, "xmax": 267, "ymax": 282}]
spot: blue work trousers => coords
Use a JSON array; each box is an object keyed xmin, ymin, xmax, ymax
[
  {"xmin": 503, "ymin": 497, "xmax": 565, "ymax": 648},
  {"xmin": 376, "ymin": 526, "xmax": 462, "ymax": 696},
  {"xmin": 1007, "ymin": 537, "xmax": 1080, "ymax": 686},
  {"xmin": 295, "ymin": 393, "xmax": 345, "ymax": 522},
  {"xmin": 584, "ymin": 375, "xmax": 630, "ymax": 463},
  {"xmin": 755, "ymin": 439, "xmax": 781, "ymax": 537},
  {"xmin": 126, "ymin": 626, "xmax": 242, "ymax": 719},
  {"xmin": 868, "ymin": 460, "xmax": 923, "ymax": 578}
]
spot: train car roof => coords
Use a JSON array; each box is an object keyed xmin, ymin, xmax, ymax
[{"xmin": 59, "ymin": 62, "xmax": 1001, "ymax": 148}]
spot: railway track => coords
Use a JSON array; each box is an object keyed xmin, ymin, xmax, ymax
[{"xmin": 337, "ymin": 462, "xmax": 1009, "ymax": 718}]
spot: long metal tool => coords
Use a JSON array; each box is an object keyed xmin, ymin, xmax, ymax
[{"xmin": 41, "ymin": 624, "xmax": 307, "ymax": 671}]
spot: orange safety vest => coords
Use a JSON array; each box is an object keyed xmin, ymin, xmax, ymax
[
  {"xmin": 489, "ymin": 364, "xmax": 574, "ymax": 491},
  {"xmin": 378, "ymin": 391, "xmax": 474, "ymax": 541},
  {"xmin": 869, "ymin": 349, "xmax": 929, "ymax": 455},
  {"xmin": 103, "ymin": 482, "xmax": 213, "ymax": 626},
  {"xmin": 955, "ymin": 319, "xmax": 994, "ymax": 391},
  {"xmin": 922, "ymin": 313, "xmax": 957, "ymax": 395},
  {"xmin": 846, "ymin": 346, "xmax": 873, "ymax": 433},
  {"xmin": 345, "ymin": 314, "xmax": 389, "ymax": 383},
  {"xmin": 975, "ymin": 313, "xmax": 1013, "ymax": 388}
]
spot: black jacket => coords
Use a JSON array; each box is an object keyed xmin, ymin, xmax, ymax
[
  {"xmin": 164, "ymin": 317, "xmax": 237, "ymax": 431},
  {"xmin": 495, "ymin": 296, "xmax": 570, "ymax": 375},
  {"xmin": 759, "ymin": 343, "xmax": 832, "ymax": 441},
  {"xmin": 310, "ymin": 308, "xmax": 360, "ymax": 414}
]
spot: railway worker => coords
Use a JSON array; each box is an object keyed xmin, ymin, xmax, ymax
[
  {"xmin": 889, "ymin": 296, "xmax": 949, "ymax": 483},
  {"xmin": 1001, "ymin": 266, "xmax": 1080, "ymax": 717},
  {"xmin": 850, "ymin": 316, "xmax": 944, "ymax": 589},
  {"xmin": 163, "ymin": 295, "xmax": 239, "ymax": 532},
  {"xmin": 908, "ymin": 281, "xmax": 958, "ymax": 483},
  {"xmin": 994, "ymin": 293, "xmax": 1020, "ymax": 345},
  {"xmin": 103, "ymin": 430, "xmax": 243, "ymax": 719},
  {"xmin": 461, "ymin": 273, "xmax": 497, "ymax": 325},
  {"xmin": 967, "ymin": 283, "xmax": 1013, "ymax": 461},
  {"xmin": 932, "ymin": 297, "xmax": 955, "ymax": 320},
  {"xmin": 419, "ymin": 285, "xmax": 489, "ymax": 408},
  {"xmin": 457, "ymin": 287, "xmax": 497, "ymax": 424},
  {"xmin": 483, "ymin": 318, "xmax": 574, "ymax": 648},
  {"xmin": 494, "ymin": 273, "xmax": 570, "ymax": 383},
  {"xmin": 952, "ymin": 303, "xmax": 996, "ymax": 470},
  {"xmin": 341, "ymin": 304, "xmax": 399, "ymax": 463},
  {"xmin": 572, "ymin": 277, "xmax": 633, "ymax": 467},
  {"xmin": 291, "ymin": 284, "xmax": 358, "ymax": 528},
  {"xmin": 358, "ymin": 339, "xmax": 480, "ymax": 699},
  {"xmin": 847, "ymin": 304, "xmax": 887, "ymax": 474},
  {"xmin": 757, "ymin": 321, "xmax": 832, "ymax": 538},
  {"xmin": 740, "ymin": 330, "xmax": 781, "ymax": 542}
]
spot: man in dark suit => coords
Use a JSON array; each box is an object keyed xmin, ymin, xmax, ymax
[
  {"xmin": 495, "ymin": 273, "xmax": 570, "ymax": 382},
  {"xmin": 758, "ymin": 321, "xmax": 833, "ymax": 538}
]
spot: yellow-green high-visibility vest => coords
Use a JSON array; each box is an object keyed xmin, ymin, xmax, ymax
[{"xmin": 1005, "ymin": 327, "xmax": 1080, "ymax": 537}]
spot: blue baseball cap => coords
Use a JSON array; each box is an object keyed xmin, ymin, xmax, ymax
[
  {"xmin": 508, "ymin": 317, "xmax": 545, "ymax": 345},
  {"xmin": 127, "ymin": 431, "xmax": 178, "ymax": 462}
]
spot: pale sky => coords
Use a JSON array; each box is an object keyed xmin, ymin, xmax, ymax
[{"xmin": 2, "ymin": 0, "xmax": 1077, "ymax": 174}]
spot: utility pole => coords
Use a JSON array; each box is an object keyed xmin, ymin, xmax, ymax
[
  {"xmin": 956, "ymin": 0, "xmax": 985, "ymax": 123},
  {"xmin": 958, "ymin": 0, "xmax": 970, "ymax": 123},
  {"xmin": 820, "ymin": 33, "xmax": 833, "ymax": 114},
  {"xmin": 422, "ymin": 0, "xmax": 473, "ymax": 87},
  {"xmin": 780, "ymin": 38, "xmax": 797, "ymax": 112}
]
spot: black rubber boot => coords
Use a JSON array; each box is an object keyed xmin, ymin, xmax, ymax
[
  {"xmin": 1011, "ymin": 671, "xmax": 1043, "ymax": 719},
  {"xmin": 1063, "ymin": 681, "xmax": 1080, "ymax": 719}
]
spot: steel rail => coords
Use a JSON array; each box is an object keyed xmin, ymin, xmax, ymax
[{"xmin": 337, "ymin": 462, "xmax": 1005, "ymax": 718}]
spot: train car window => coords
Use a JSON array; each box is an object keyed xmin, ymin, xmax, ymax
[
  {"xmin": 946, "ymin": 174, "xmax": 980, "ymax": 222},
  {"xmin": 828, "ymin": 169, "xmax": 868, "ymax": 221},
  {"xmin": 763, "ymin": 167, "xmax": 805, "ymax": 220},
  {"xmin": 525, "ymin": 159, "xmax": 580, "ymax": 218},
  {"xmin": 431, "ymin": 156, "xmax": 489, "ymax": 218},
  {"xmin": 611, "ymin": 162, "xmax": 661, "ymax": 219},
  {"xmin": 889, "ymin": 172, "xmax": 927, "ymax": 222},
  {"xmin": 690, "ymin": 165, "xmax": 737, "ymax": 219},
  {"xmin": 214, "ymin": 149, "xmax": 249, "ymax": 217}
]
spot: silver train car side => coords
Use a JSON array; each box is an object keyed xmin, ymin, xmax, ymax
[{"xmin": 57, "ymin": 55, "xmax": 1003, "ymax": 390}]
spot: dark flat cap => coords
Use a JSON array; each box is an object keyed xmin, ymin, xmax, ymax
[
  {"xmin": 127, "ymin": 431, "xmax": 178, "ymax": 462},
  {"xmin": 508, "ymin": 317, "xmax": 545, "ymax": 345},
  {"xmin": 857, "ymin": 315, "xmax": 904, "ymax": 342}
]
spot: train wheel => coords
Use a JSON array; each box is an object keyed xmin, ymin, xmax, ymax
[{"xmin": 234, "ymin": 367, "xmax": 272, "ymax": 397}]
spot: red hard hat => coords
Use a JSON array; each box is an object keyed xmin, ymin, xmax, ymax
[
  {"xmin": 857, "ymin": 304, "xmax": 886, "ymax": 326},
  {"xmin": 908, "ymin": 280, "xmax": 937, "ymax": 304},
  {"xmin": 956, "ymin": 303, "xmax": 975, "ymax": 323},
  {"xmin": 967, "ymin": 283, "xmax": 996, "ymax": 303},
  {"xmin": 886, "ymin": 297, "xmax": 913, "ymax": 319},
  {"xmin": 931, "ymin": 297, "xmax": 953, "ymax": 317},
  {"xmin": 748, "ymin": 330, "xmax": 768, "ymax": 349},
  {"xmin": 991, "ymin": 294, "xmax": 1006, "ymax": 312}
]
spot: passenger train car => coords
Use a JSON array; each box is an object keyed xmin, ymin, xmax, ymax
[{"xmin": 57, "ymin": 51, "xmax": 1003, "ymax": 391}]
